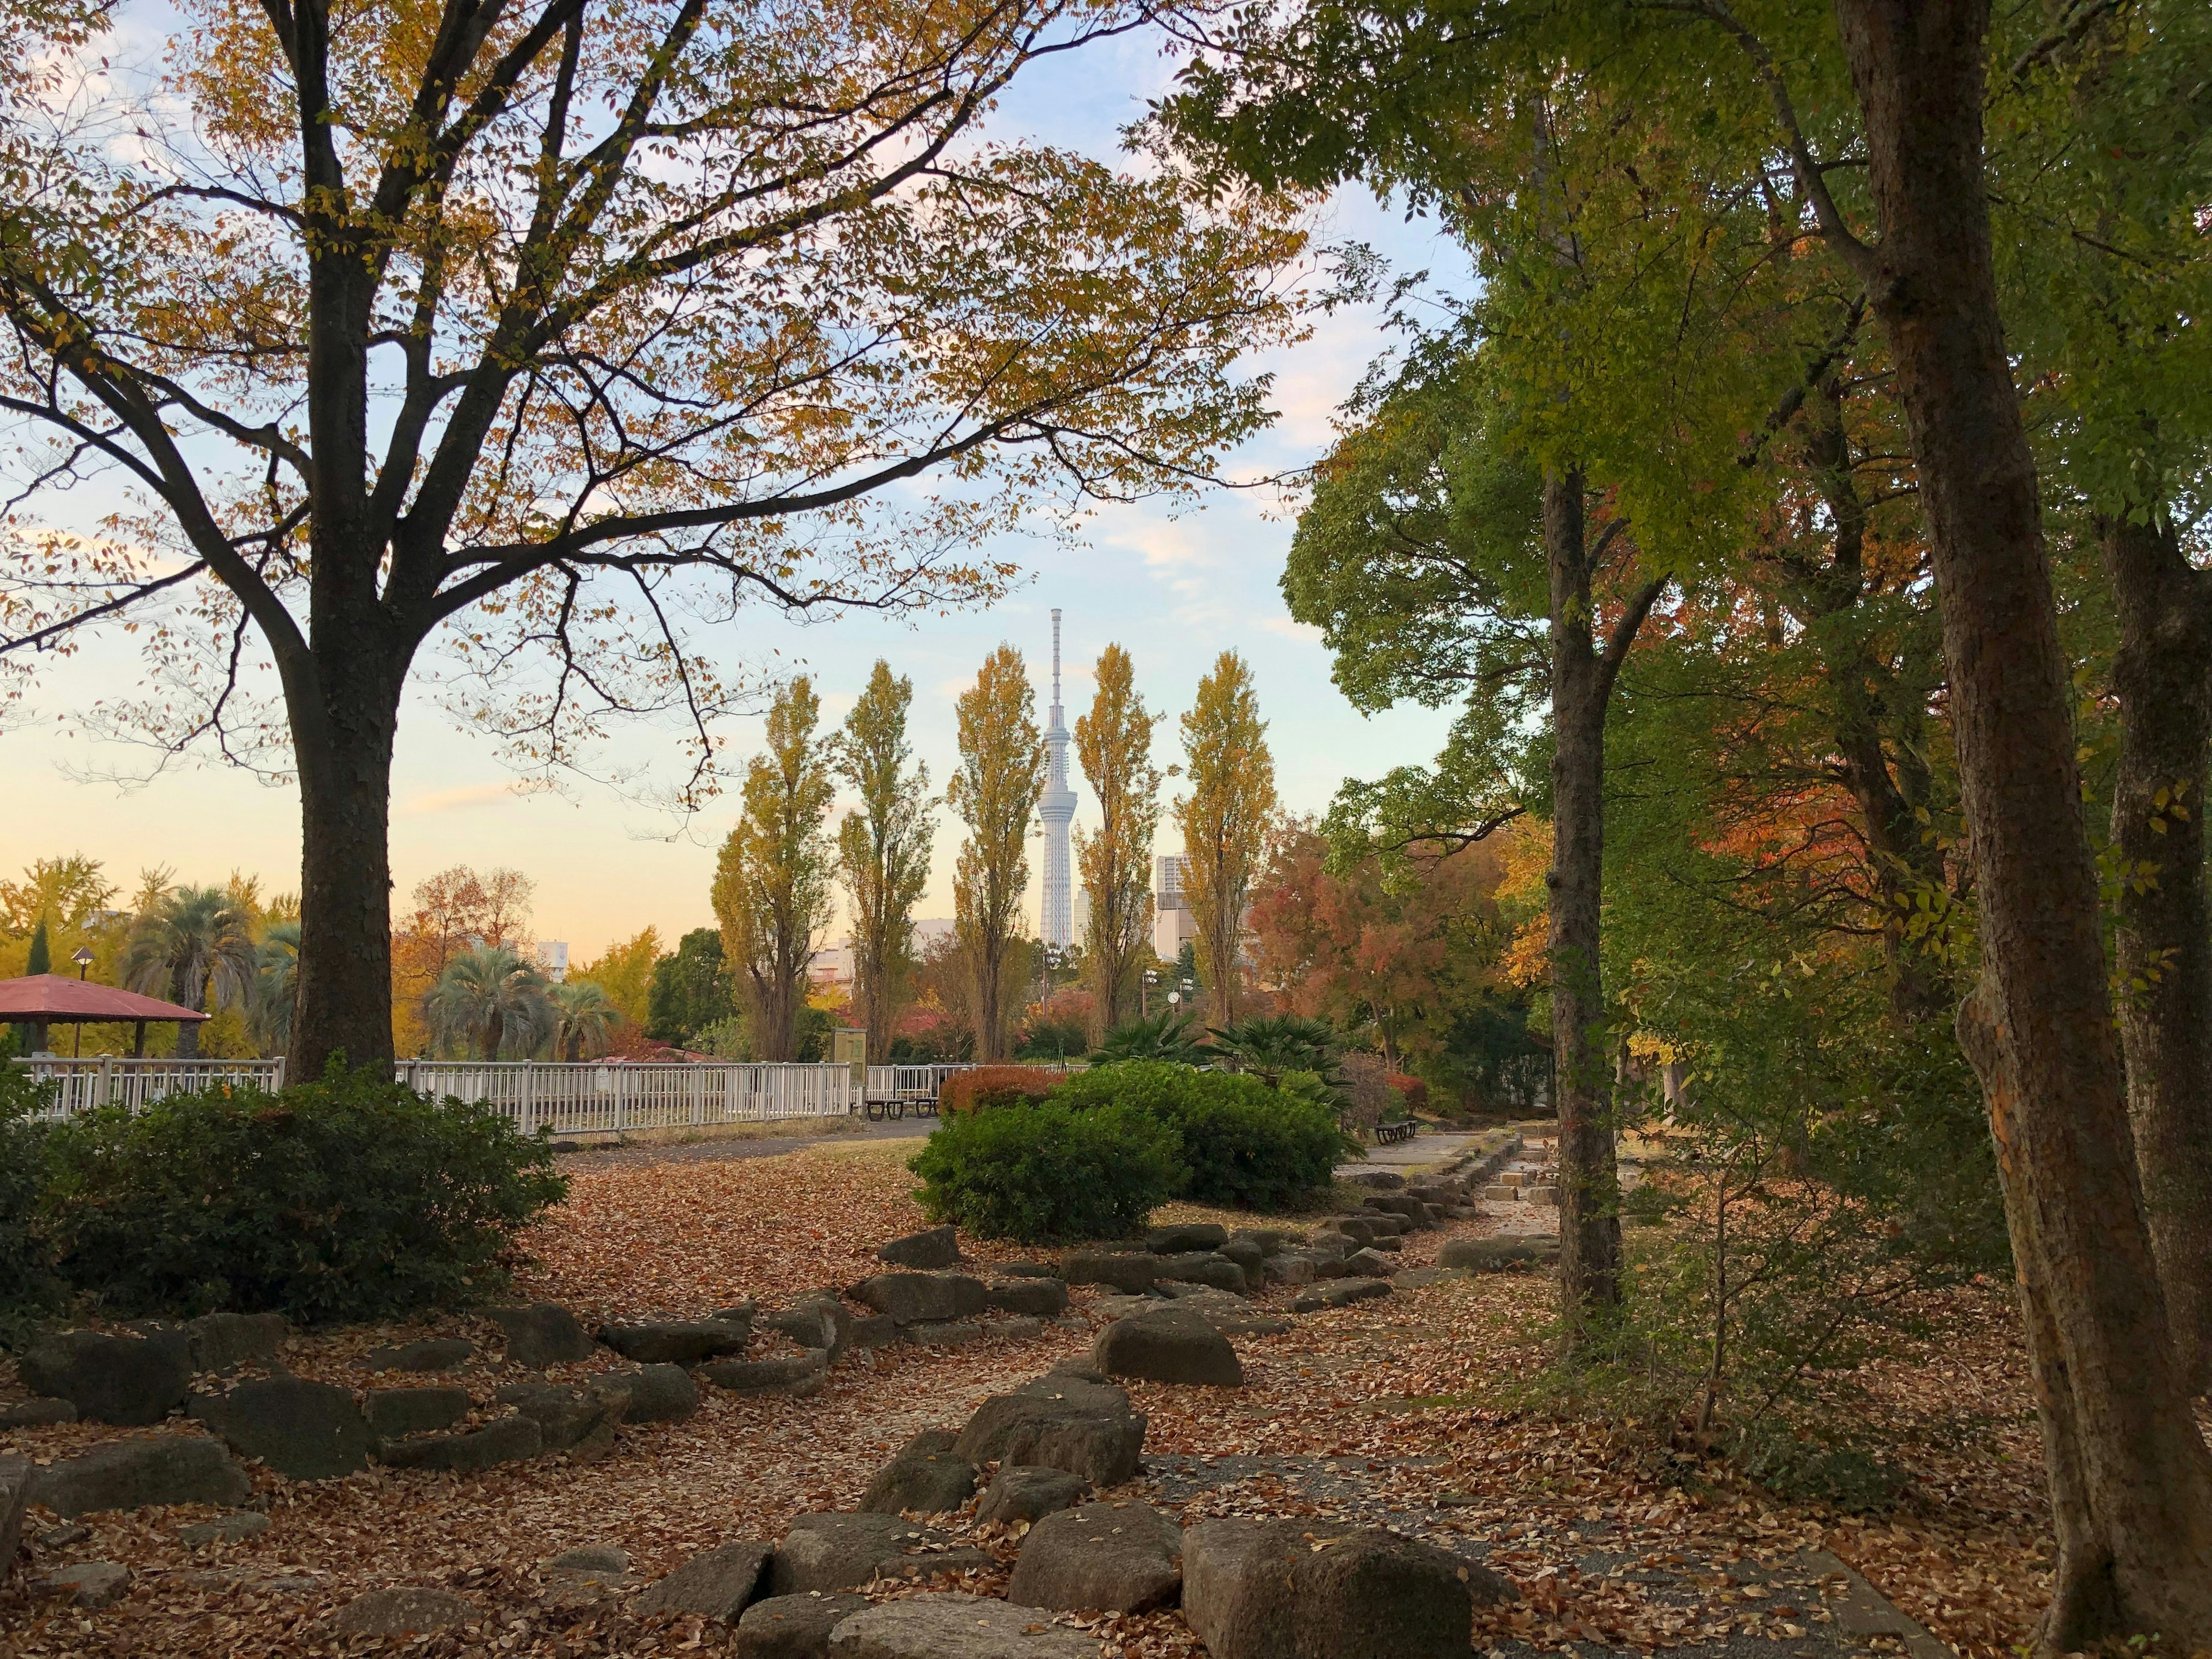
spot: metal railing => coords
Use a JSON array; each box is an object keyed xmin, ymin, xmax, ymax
[
  {"xmin": 18, "ymin": 1056, "xmax": 287, "ymax": 1119},
  {"xmin": 395, "ymin": 1059, "xmax": 862, "ymax": 1137},
  {"xmin": 865, "ymin": 1063, "xmax": 973, "ymax": 1102}
]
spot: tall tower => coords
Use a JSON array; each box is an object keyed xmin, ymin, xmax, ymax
[{"xmin": 1039, "ymin": 609, "xmax": 1078, "ymax": 950}]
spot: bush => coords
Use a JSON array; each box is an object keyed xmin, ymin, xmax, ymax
[
  {"xmin": 41, "ymin": 1064, "xmax": 567, "ymax": 1323},
  {"xmin": 0, "ymin": 1065, "xmax": 62, "ymax": 1347},
  {"xmin": 909, "ymin": 1101, "xmax": 1180, "ymax": 1243},
  {"xmin": 1382, "ymin": 1071, "xmax": 1429, "ymax": 1117},
  {"xmin": 938, "ymin": 1065, "xmax": 1058, "ymax": 1114},
  {"xmin": 1051, "ymin": 1061, "xmax": 1353, "ymax": 1211}
]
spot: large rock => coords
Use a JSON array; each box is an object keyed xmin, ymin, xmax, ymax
[
  {"xmin": 1146, "ymin": 1223, "xmax": 1228, "ymax": 1254},
  {"xmin": 638, "ymin": 1539, "xmax": 774, "ymax": 1620},
  {"xmin": 1437, "ymin": 1236, "xmax": 1559, "ymax": 1272},
  {"xmin": 497, "ymin": 1380, "xmax": 627, "ymax": 1459},
  {"xmin": 1006, "ymin": 1499, "xmax": 1183, "ymax": 1613},
  {"xmin": 186, "ymin": 1312, "xmax": 289, "ymax": 1373},
  {"xmin": 985, "ymin": 1279, "xmax": 1069, "ymax": 1318},
  {"xmin": 825, "ymin": 1593, "xmax": 1099, "ymax": 1659},
  {"xmin": 1364, "ymin": 1193, "xmax": 1435, "ymax": 1228},
  {"xmin": 850, "ymin": 1272, "xmax": 988, "ymax": 1326},
  {"xmin": 1291, "ymin": 1279, "xmax": 1393, "ymax": 1313},
  {"xmin": 178, "ymin": 1512, "xmax": 271, "ymax": 1547},
  {"xmin": 599, "ymin": 1319, "xmax": 752, "ymax": 1365},
  {"xmin": 1059, "ymin": 1251, "xmax": 1158, "ymax": 1293},
  {"xmin": 365, "ymin": 1337, "xmax": 476, "ymax": 1373},
  {"xmin": 189, "ymin": 1378, "xmax": 373, "ymax": 1480},
  {"xmin": 1262, "ymin": 1255, "xmax": 1316, "ymax": 1287},
  {"xmin": 859, "ymin": 1429, "xmax": 979, "ymax": 1517},
  {"xmin": 975, "ymin": 1464, "xmax": 1088, "ymax": 1527},
  {"xmin": 1093, "ymin": 1311, "xmax": 1243, "ymax": 1388},
  {"xmin": 18, "ymin": 1331, "xmax": 191, "ymax": 1426},
  {"xmin": 0, "ymin": 1457, "xmax": 31, "ymax": 1581},
  {"xmin": 1151, "ymin": 1253, "xmax": 1248, "ymax": 1294},
  {"xmin": 1319, "ymin": 1217, "xmax": 1376, "ymax": 1248},
  {"xmin": 1343, "ymin": 1169, "xmax": 1405, "ymax": 1191},
  {"xmin": 377, "ymin": 1413, "xmax": 543, "ymax": 1472},
  {"xmin": 1339, "ymin": 1247, "xmax": 1397, "ymax": 1279},
  {"xmin": 1215, "ymin": 1238, "xmax": 1265, "ymax": 1283},
  {"xmin": 952, "ymin": 1376, "xmax": 1146, "ymax": 1487},
  {"xmin": 877, "ymin": 1226, "xmax": 960, "ymax": 1270},
  {"xmin": 1181, "ymin": 1519, "xmax": 1506, "ymax": 1659},
  {"xmin": 363, "ymin": 1386, "xmax": 472, "ymax": 1441},
  {"xmin": 736, "ymin": 1591, "xmax": 871, "ymax": 1658},
  {"xmin": 29, "ymin": 1435, "xmax": 252, "ymax": 1518},
  {"xmin": 1145, "ymin": 1289, "xmax": 1289, "ymax": 1338},
  {"xmin": 767, "ymin": 1512, "xmax": 990, "ymax": 1596},
  {"xmin": 481, "ymin": 1302, "xmax": 594, "ymax": 1368},
  {"xmin": 763, "ymin": 1297, "xmax": 855, "ymax": 1363},
  {"xmin": 699, "ymin": 1353, "xmax": 827, "ymax": 1395},
  {"xmin": 619, "ymin": 1362, "xmax": 701, "ymax": 1422},
  {"xmin": 0, "ymin": 1398, "xmax": 75, "ymax": 1427},
  {"xmin": 39, "ymin": 1560, "xmax": 132, "ymax": 1608},
  {"xmin": 332, "ymin": 1586, "xmax": 478, "ymax": 1638}
]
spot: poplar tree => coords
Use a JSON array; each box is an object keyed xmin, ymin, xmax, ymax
[
  {"xmin": 835, "ymin": 662, "xmax": 935, "ymax": 1063},
  {"xmin": 1175, "ymin": 653, "xmax": 1275, "ymax": 1024},
  {"xmin": 948, "ymin": 647, "xmax": 1046, "ymax": 1060},
  {"xmin": 1074, "ymin": 645, "xmax": 1163, "ymax": 1035},
  {"xmin": 712, "ymin": 679, "xmax": 835, "ymax": 1061}
]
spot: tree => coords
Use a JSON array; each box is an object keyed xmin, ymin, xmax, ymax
[
  {"xmin": 949, "ymin": 646, "xmax": 1046, "ymax": 1059},
  {"xmin": 549, "ymin": 980, "xmax": 619, "ymax": 1062},
  {"xmin": 0, "ymin": 856, "xmax": 115, "ymax": 937},
  {"xmin": 713, "ymin": 677, "xmax": 836, "ymax": 1061},
  {"xmin": 424, "ymin": 945, "xmax": 554, "ymax": 1060},
  {"xmin": 393, "ymin": 866, "xmax": 535, "ymax": 1007},
  {"xmin": 569, "ymin": 927, "xmax": 662, "ymax": 1035},
  {"xmin": 122, "ymin": 885, "xmax": 257, "ymax": 1058},
  {"xmin": 0, "ymin": 0, "xmax": 1308, "ymax": 1081},
  {"xmin": 25, "ymin": 919, "xmax": 48, "ymax": 979},
  {"xmin": 646, "ymin": 929, "xmax": 732, "ymax": 1049},
  {"xmin": 1176, "ymin": 655, "xmax": 1276, "ymax": 1025},
  {"xmin": 252, "ymin": 922, "xmax": 301, "ymax": 1055},
  {"xmin": 1094, "ymin": 1007, "xmax": 1205, "ymax": 1065},
  {"xmin": 1074, "ymin": 644, "xmax": 1162, "ymax": 1035},
  {"xmin": 834, "ymin": 662, "xmax": 935, "ymax": 1062}
]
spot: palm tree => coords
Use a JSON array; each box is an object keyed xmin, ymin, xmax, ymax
[
  {"xmin": 549, "ymin": 980, "xmax": 619, "ymax": 1063},
  {"xmin": 251, "ymin": 922, "xmax": 300, "ymax": 1056},
  {"xmin": 1205, "ymin": 1014, "xmax": 1343, "ymax": 1085},
  {"xmin": 122, "ymin": 885, "xmax": 257, "ymax": 1058},
  {"xmin": 424, "ymin": 946, "xmax": 555, "ymax": 1060},
  {"xmin": 1092, "ymin": 1007, "xmax": 1205, "ymax": 1065}
]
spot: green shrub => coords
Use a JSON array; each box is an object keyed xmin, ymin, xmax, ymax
[
  {"xmin": 0, "ymin": 1065, "xmax": 62, "ymax": 1346},
  {"xmin": 41, "ymin": 1064, "xmax": 567, "ymax": 1323},
  {"xmin": 1052, "ymin": 1061, "xmax": 1353, "ymax": 1211},
  {"xmin": 909, "ymin": 1101, "xmax": 1180, "ymax": 1243}
]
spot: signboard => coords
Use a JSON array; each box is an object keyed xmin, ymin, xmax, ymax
[{"xmin": 831, "ymin": 1028, "xmax": 867, "ymax": 1088}]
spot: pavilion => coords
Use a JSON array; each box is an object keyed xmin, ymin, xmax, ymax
[{"xmin": 0, "ymin": 974, "xmax": 208, "ymax": 1057}]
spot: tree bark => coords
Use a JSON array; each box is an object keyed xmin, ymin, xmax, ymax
[
  {"xmin": 1830, "ymin": 0, "xmax": 2212, "ymax": 1639},
  {"xmin": 2101, "ymin": 510, "xmax": 2212, "ymax": 1396},
  {"xmin": 1544, "ymin": 469, "xmax": 1624, "ymax": 1333}
]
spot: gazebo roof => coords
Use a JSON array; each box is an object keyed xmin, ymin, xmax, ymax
[{"xmin": 0, "ymin": 974, "xmax": 209, "ymax": 1022}]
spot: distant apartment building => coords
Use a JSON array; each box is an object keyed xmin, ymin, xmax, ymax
[
  {"xmin": 536, "ymin": 941, "xmax": 569, "ymax": 982},
  {"xmin": 1152, "ymin": 854, "xmax": 1198, "ymax": 962}
]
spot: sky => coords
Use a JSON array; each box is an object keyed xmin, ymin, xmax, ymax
[{"xmin": 0, "ymin": 17, "xmax": 1478, "ymax": 963}]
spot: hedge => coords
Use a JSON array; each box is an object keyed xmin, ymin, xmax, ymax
[{"xmin": 909, "ymin": 1100, "xmax": 1180, "ymax": 1242}]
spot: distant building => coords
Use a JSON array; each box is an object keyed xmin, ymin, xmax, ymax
[
  {"xmin": 1152, "ymin": 855, "xmax": 1197, "ymax": 963},
  {"xmin": 808, "ymin": 941, "xmax": 855, "ymax": 991},
  {"xmin": 536, "ymin": 941, "xmax": 569, "ymax": 982},
  {"xmin": 1039, "ymin": 609, "xmax": 1077, "ymax": 950}
]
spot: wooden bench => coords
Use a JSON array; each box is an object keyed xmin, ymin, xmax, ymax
[{"xmin": 1374, "ymin": 1119, "xmax": 1419, "ymax": 1146}]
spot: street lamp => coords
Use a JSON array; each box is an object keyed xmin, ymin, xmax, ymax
[
  {"xmin": 1142, "ymin": 968, "xmax": 1160, "ymax": 1018},
  {"xmin": 70, "ymin": 946, "xmax": 94, "ymax": 1058}
]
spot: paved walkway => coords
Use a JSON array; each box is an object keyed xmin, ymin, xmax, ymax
[{"xmin": 557, "ymin": 1112, "xmax": 934, "ymax": 1171}]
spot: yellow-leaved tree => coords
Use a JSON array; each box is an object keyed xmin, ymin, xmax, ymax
[
  {"xmin": 835, "ymin": 662, "xmax": 935, "ymax": 1062},
  {"xmin": 949, "ymin": 647, "xmax": 1045, "ymax": 1060},
  {"xmin": 0, "ymin": 0, "xmax": 1310, "ymax": 1075},
  {"xmin": 571, "ymin": 927, "xmax": 663, "ymax": 1035},
  {"xmin": 1176, "ymin": 652, "xmax": 1275, "ymax": 1024},
  {"xmin": 1074, "ymin": 644, "xmax": 1161, "ymax": 1036}
]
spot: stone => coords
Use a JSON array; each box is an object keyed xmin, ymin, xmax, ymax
[
  {"xmin": 1007, "ymin": 1499, "xmax": 1183, "ymax": 1613},
  {"xmin": 40, "ymin": 1560, "xmax": 132, "ymax": 1608},
  {"xmin": 850, "ymin": 1272, "xmax": 988, "ymax": 1326},
  {"xmin": 1339, "ymin": 1247, "xmax": 1396, "ymax": 1278},
  {"xmin": 1261, "ymin": 1255, "xmax": 1316, "ymax": 1287},
  {"xmin": 29, "ymin": 1435, "xmax": 251, "ymax": 1518},
  {"xmin": 548, "ymin": 1544, "xmax": 630, "ymax": 1576},
  {"xmin": 1145, "ymin": 1222, "xmax": 1228, "ymax": 1254},
  {"xmin": 994, "ymin": 1261, "xmax": 1063, "ymax": 1278},
  {"xmin": 986, "ymin": 1278, "xmax": 1069, "ymax": 1317},
  {"xmin": 1215, "ymin": 1238, "xmax": 1264, "ymax": 1281},
  {"xmin": 0, "ymin": 1456, "xmax": 30, "ymax": 1581},
  {"xmin": 764, "ymin": 1297, "xmax": 856, "ymax": 1364},
  {"xmin": 37, "ymin": 1524, "xmax": 90, "ymax": 1548},
  {"xmin": 767, "ymin": 1512, "xmax": 991, "ymax": 1596},
  {"xmin": 1151, "ymin": 1254, "xmax": 1248, "ymax": 1294},
  {"xmin": 1181, "ymin": 1519, "xmax": 1504, "ymax": 1659},
  {"xmin": 331, "ymin": 1586, "xmax": 478, "ymax": 1638},
  {"xmin": 1059, "ymin": 1251, "xmax": 1158, "ymax": 1293},
  {"xmin": 899, "ymin": 1319, "xmax": 984, "ymax": 1348},
  {"xmin": 377, "ymin": 1413, "xmax": 543, "ymax": 1472},
  {"xmin": 481, "ymin": 1302, "xmax": 594, "ymax": 1368},
  {"xmin": 1231, "ymin": 1228, "xmax": 1303, "ymax": 1253},
  {"xmin": 1094, "ymin": 1310, "xmax": 1243, "ymax": 1388},
  {"xmin": 984, "ymin": 1317, "xmax": 1047, "ymax": 1341},
  {"xmin": 1149, "ymin": 1289, "xmax": 1290, "ymax": 1337},
  {"xmin": 825, "ymin": 1593, "xmax": 1099, "ymax": 1659},
  {"xmin": 699, "ymin": 1353, "xmax": 827, "ymax": 1395},
  {"xmin": 1291, "ymin": 1279, "xmax": 1393, "ymax": 1314},
  {"xmin": 737, "ymin": 1591, "xmax": 873, "ymax": 1658},
  {"xmin": 178, "ymin": 1512, "xmax": 271, "ymax": 1547},
  {"xmin": 1319, "ymin": 1217, "xmax": 1376, "ymax": 1248},
  {"xmin": 1343, "ymin": 1169, "xmax": 1405, "ymax": 1191},
  {"xmin": 498, "ymin": 1380, "xmax": 627, "ymax": 1459},
  {"xmin": 18, "ymin": 1330, "xmax": 191, "ymax": 1426},
  {"xmin": 1367, "ymin": 1234, "xmax": 1404, "ymax": 1253},
  {"xmin": 638, "ymin": 1539, "xmax": 774, "ymax": 1619},
  {"xmin": 187, "ymin": 1313, "xmax": 289, "ymax": 1373},
  {"xmin": 850, "ymin": 1315, "xmax": 899, "ymax": 1349},
  {"xmin": 975, "ymin": 1464, "xmax": 1089, "ymax": 1527},
  {"xmin": 189, "ymin": 1378, "xmax": 373, "ymax": 1480},
  {"xmin": 952, "ymin": 1376, "xmax": 1147, "ymax": 1487},
  {"xmin": 1, "ymin": 1397, "xmax": 76, "ymax": 1427},
  {"xmin": 1365, "ymin": 1192, "xmax": 1435, "ymax": 1227},
  {"xmin": 1437, "ymin": 1236, "xmax": 1559, "ymax": 1272},
  {"xmin": 860, "ymin": 1429, "xmax": 979, "ymax": 1516},
  {"xmin": 620, "ymin": 1362, "xmax": 700, "ymax": 1423},
  {"xmin": 1391, "ymin": 1267, "xmax": 1459, "ymax": 1290},
  {"xmin": 364, "ymin": 1385, "xmax": 472, "ymax": 1440},
  {"xmin": 599, "ymin": 1319, "xmax": 752, "ymax": 1365},
  {"xmin": 1356, "ymin": 1211, "xmax": 1410, "ymax": 1237},
  {"xmin": 365, "ymin": 1337, "xmax": 477, "ymax": 1373},
  {"xmin": 877, "ymin": 1225, "xmax": 960, "ymax": 1270}
]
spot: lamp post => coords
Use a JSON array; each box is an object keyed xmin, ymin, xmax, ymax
[
  {"xmin": 70, "ymin": 946, "xmax": 93, "ymax": 1058},
  {"xmin": 1142, "ymin": 968, "xmax": 1160, "ymax": 1019}
]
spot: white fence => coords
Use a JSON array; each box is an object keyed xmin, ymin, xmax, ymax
[{"xmin": 19, "ymin": 1056, "xmax": 287, "ymax": 1119}]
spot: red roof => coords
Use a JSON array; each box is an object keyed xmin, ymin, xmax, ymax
[{"xmin": 0, "ymin": 974, "xmax": 208, "ymax": 1022}]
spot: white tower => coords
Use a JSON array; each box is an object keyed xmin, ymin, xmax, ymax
[{"xmin": 1040, "ymin": 609, "xmax": 1078, "ymax": 950}]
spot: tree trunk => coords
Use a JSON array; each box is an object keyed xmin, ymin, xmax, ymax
[
  {"xmin": 1832, "ymin": 0, "xmax": 2212, "ymax": 1639},
  {"xmin": 974, "ymin": 942, "xmax": 1005, "ymax": 1062},
  {"xmin": 1544, "ymin": 468, "xmax": 1624, "ymax": 1332},
  {"xmin": 861, "ymin": 949, "xmax": 893, "ymax": 1064},
  {"xmin": 2102, "ymin": 510, "xmax": 2212, "ymax": 1396},
  {"xmin": 288, "ymin": 648, "xmax": 403, "ymax": 1081}
]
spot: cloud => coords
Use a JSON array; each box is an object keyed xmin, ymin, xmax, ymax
[
  {"xmin": 398, "ymin": 781, "xmax": 548, "ymax": 816},
  {"xmin": 1260, "ymin": 616, "xmax": 1325, "ymax": 644}
]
